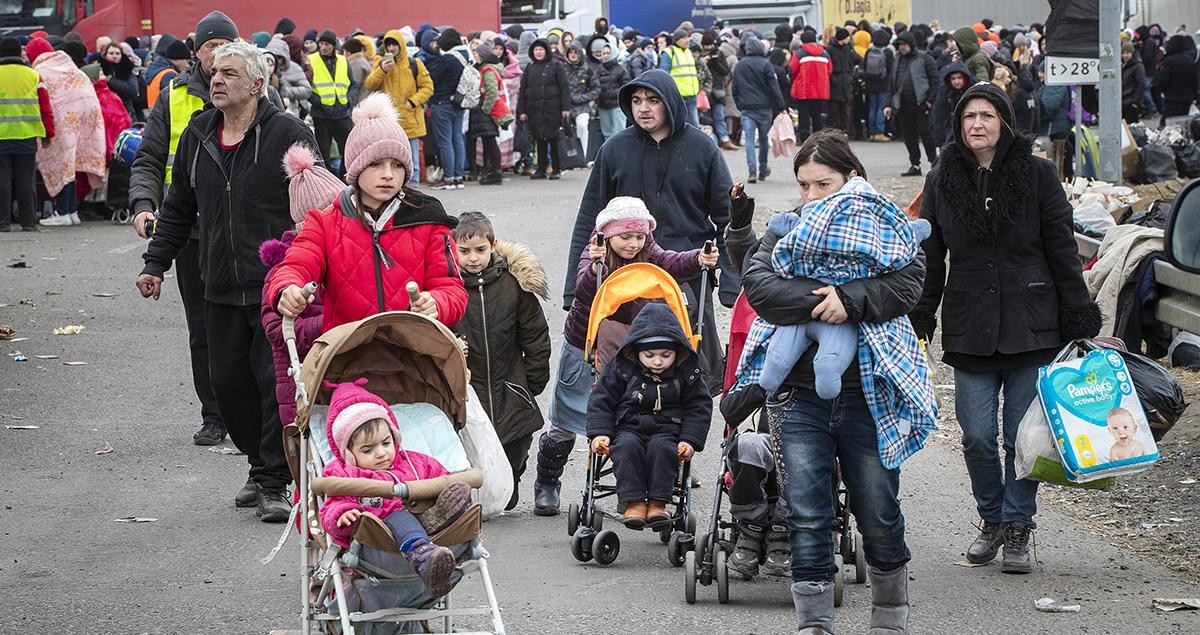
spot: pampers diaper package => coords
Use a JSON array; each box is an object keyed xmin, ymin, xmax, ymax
[{"xmin": 1037, "ymin": 345, "xmax": 1159, "ymax": 483}]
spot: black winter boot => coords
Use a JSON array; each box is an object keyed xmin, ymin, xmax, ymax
[
  {"xmin": 729, "ymin": 520, "xmax": 765, "ymax": 578},
  {"xmin": 533, "ymin": 433, "xmax": 574, "ymax": 516},
  {"xmin": 763, "ymin": 523, "xmax": 792, "ymax": 577}
]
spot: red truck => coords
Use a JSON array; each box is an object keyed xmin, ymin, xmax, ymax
[{"xmin": 4, "ymin": 1, "xmax": 500, "ymax": 44}]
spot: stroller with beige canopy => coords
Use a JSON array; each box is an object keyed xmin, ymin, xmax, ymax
[{"xmin": 276, "ymin": 306, "xmax": 505, "ymax": 634}]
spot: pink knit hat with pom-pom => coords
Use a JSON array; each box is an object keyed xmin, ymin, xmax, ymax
[
  {"xmin": 283, "ymin": 143, "xmax": 345, "ymax": 224},
  {"xmin": 343, "ymin": 92, "xmax": 413, "ymax": 188},
  {"xmin": 325, "ymin": 378, "xmax": 402, "ymax": 468}
]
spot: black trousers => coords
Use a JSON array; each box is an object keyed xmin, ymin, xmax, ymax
[
  {"xmin": 0, "ymin": 152, "xmax": 37, "ymax": 229},
  {"xmin": 313, "ymin": 117, "xmax": 355, "ymax": 177},
  {"xmin": 609, "ymin": 429, "xmax": 678, "ymax": 504},
  {"xmin": 478, "ymin": 135, "xmax": 500, "ymax": 174},
  {"xmin": 176, "ymin": 240, "xmax": 223, "ymax": 427},
  {"xmin": 795, "ymin": 99, "xmax": 825, "ymax": 142},
  {"xmin": 897, "ymin": 102, "xmax": 936, "ymax": 167},
  {"xmin": 204, "ymin": 301, "xmax": 289, "ymax": 491},
  {"xmin": 502, "ymin": 433, "xmax": 534, "ymax": 485},
  {"xmin": 827, "ymin": 98, "xmax": 851, "ymax": 136},
  {"xmin": 535, "ymin": 137, "xmax": 559, "ymax": 173}
]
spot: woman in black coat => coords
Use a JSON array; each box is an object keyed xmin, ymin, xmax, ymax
[
  {"xmin": 1153, "ymin": 34, "xmax": 1199, "ymax": 122},
  {"xmin": 910, "ymin": 83, "xmax": 1101, "ymax": 575},
  {"xmin": 517, "ymin": 39, "xmax": 570, "ymax": 179}
]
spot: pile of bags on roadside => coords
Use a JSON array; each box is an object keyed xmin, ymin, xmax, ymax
[
  {"xmin": 1064, "ymin": 178, "xmax": 1141, "ymax": 236},
  {"xmin": 1016, "ymin": 338, "xmax": 1188, "ymax": 490},
  {"xmin": 1128, "ymin": 117, "xmax": 1200, "ymax": 183}
]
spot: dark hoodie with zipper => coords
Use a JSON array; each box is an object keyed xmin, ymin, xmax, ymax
[
  {"xmin": 586, "ymin": 302, "xmax": 713, "ymax": 451},
  {"xmin": 912, "ymin": 82, "xmax": 1100, "ymax": 373},
  {"xmin": 142, "ymin": 97, "xmax": 319, "ymax": 306},
  {"xmin": 564, "ymin": 69, "xmax": 736, "ymax": 309},
  {"xmin": 931, "ymin": 61, "xmax": 974, "ymax": 148}
]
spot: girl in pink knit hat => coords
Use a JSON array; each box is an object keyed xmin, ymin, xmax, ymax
[
  {"xmin": 267, "ymin": 92, "xmax": 468, "ymax": 332},
  {"xmin": 532, "ymin": 196, "xmax": 718, "ymax": 516},
  {"xmin": 320, "ymin": 379, "xmax": 472, "ymax": 598}
]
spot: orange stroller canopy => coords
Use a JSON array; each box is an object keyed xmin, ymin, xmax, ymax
[{"xmin": 583, "ymin": 263, "xmax": 700, "ymax": 361}]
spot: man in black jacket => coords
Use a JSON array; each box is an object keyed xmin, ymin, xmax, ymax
[
  {"xmin": 885, "ymin": 31, "xmax": 939, "ymax": 176},
  {"xmin": 129, "ymin": 11, "xmax": 283, "ymax": 448},
  {"xmin": 732, "ymin": 36, "xmax": 785, "ymax": 183},
  {"xmin": 136, "ymin": 42, "xmax": 319, "ymax": 523}
]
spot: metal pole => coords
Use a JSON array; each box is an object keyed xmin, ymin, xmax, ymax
[
  {"xmin": 1098, "ymin": 0, "xmax": 1122, "ymax": 182},
  {"xmin": 1075, "ymin": 87, "xmax": 1083, "ymax": 178}
]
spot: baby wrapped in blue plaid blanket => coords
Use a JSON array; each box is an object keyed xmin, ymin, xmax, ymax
[{"xmin": 734, "ymin": 177, "xmax": 939, "ymax": 469}]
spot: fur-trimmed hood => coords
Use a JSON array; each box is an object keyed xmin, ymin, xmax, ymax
[
  {"xmin": 492, "ymin": 240, "xmax": 550, "ymax": 300},
  {"xmin": 931, "ymin": 81, "xmax": 1030, "ymax": 243}
]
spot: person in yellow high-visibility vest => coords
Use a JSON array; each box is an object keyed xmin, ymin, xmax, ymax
[
  {"xmin": 658, "ymin": 29, "xmax": 701, "ymax": 129},
  {"xmin": 0, "ymin": 36, "xmax": 54, "ymax": 232},
  {"xmin": 308, "ymin": 29, "xmax": 359, "ymax": 177}
]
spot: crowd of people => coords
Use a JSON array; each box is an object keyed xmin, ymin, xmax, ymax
[{"xmin": 1, "ymin": 8, "xmax": 1192, "ymax": 634}]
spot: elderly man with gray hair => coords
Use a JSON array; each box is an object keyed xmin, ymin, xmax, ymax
[{"xmin": 136, "ymin": 41, "xmax": 321, "ymax": 523}]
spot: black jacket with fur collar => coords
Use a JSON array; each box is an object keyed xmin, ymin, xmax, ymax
[{"xmin": 911, "ymin": 82, "xmax": 1100, "ymax": 372}]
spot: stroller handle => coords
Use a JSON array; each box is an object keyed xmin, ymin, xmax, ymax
[
  {"xmin": 406, "ymin": 281, "xmax": 421, "ymax": 304},
  {"xmin": 311, "ymin": 469, "xmax": 485, "ymax": 500},
  {"xmin": 281, "ymin": 282, "xmax": 318, "ymax": 344}
]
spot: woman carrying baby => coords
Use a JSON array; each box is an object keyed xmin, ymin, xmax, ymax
[
  {"xmin": 909, "ymin": 83, "xmax": 1100, "ymax": 576},
  {"xmin": 734, "ymin": 129, "xmax": 935, "ymax": 634}
]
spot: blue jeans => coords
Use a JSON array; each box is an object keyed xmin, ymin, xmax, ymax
[
  {"xmin": 598, "ymin": 107, "xmax": 626, "ymax": 140},
  {"xmin": 682, "ymin": 95, "xmax": 700, "ymax": 129},
  {"xmin": 711, "ymin": 99, "xmax": 728, "ymax": 141},
  {"xmin": 383, "ymin": 509, "xmax": 430, "ymax": 551},
  {"xmin": 55, "ymin": 180, "xmax": 77, "ymax": 216},
  {"xmin": 409, "ymin": 138, "xmax": 421, "ymax": 185},
  {"xmin": 768, "ymin": 387, "xmax": 911, "ymax": 583},
  {"xmin": 429, "ymin": 102, "xmax": 465, "ymax": 180},
  {"xmin": 740, "ymin": 110, "xmax": 771, "ymax": 174},
  {"xmin": 953, "ymin": 365, "xmax": 1041, "ymax": 526},
  {"xmin": 868, "ymin": 91, "xmax": 889, "ymax": 135}
]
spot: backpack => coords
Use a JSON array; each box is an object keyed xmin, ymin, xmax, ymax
[
  {"xmin": 451, "ymin": 52, "xmax": 481, "ymax": 109},
  {"xmin": 864, "ymin": 47, "xmax": 887, "ymax": 80}
]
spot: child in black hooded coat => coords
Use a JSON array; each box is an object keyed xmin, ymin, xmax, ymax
[{"xmin": 586, "ymin": 302, "xmax": 713, "ymax": 529}]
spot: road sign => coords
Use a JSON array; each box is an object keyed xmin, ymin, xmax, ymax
[{"xmin": 1045, "ymin": 56, "xmax": 1100, "ymax": 85}]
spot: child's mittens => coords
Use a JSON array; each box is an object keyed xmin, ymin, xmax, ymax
[
  {"xmin": 677, "ymin": 441, "xmax": 694, "ymax": 461},
  {"xmin": 767, "ymin": 211, "xmax": 801, "ymax": 238}
]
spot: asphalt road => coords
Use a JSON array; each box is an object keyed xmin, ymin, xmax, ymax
[{"xmin": 2, "ymin": 140, "xmax": 1198, "ymax": 634}]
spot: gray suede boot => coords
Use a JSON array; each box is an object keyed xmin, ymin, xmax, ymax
[
  {"xmin": 868, "ymin": 565, "xmax": 909, "ymax": 634},
  {"xmin": 792, "ymin": 581, "xmax": 835, "ymax": 634}
]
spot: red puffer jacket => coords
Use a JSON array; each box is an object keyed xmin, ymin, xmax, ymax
[
  {"xmin": 266, "ymin": 189, "xmax": 467, "ymax": 332},
  {"xmin": 788, "ymin": 43, "xmax": 831, "ymax": 100}
]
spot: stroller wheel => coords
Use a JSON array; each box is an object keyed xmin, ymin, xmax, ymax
[
  {"xmin": 684, "ymin": 550, "xmax": 698, "ymax": 604},
  {"xmin": 667, "ymin": 531, "xmax": 687, "ymax": 567},
  {"xmin": 571, "ymin": 532, "xmax": 593, "ymax": 562},
  {"xmin": 593, "ymin": 530, "xmax": 620, "ymax": 566},
  {"xmin": 567, "ymin": 503, "xmax": 580, "ymax": 537},
  {"xmin": 686, "ymin": 512, "xmax": 697, "ymax": 536},
  {"xmin": 853, "ymin": 532, "xmax": 866, "ymax": 584},
  {"xmin": 659, "ymin": 525, "xmax": 672, "ymax": 544},
  {"xmin": 593, "ymin": 510, "xmax": 603, "ymax": 531},
  {"xmin": 716, "ymin": 550, "xmax": 730, "ymax": 604},
  {"xmin": 111, "ymin": 207, "xmax": 133, "ymax": 225},
  {"xmin": 833, "ymin": 554, "xmax": 845, "ymax": 608}
]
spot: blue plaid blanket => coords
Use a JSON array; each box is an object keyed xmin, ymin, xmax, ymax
[{"xmin": 735, "ymin": 178, "xmax": 938, "ymax": 469}]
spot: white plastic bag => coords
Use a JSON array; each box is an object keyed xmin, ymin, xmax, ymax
[
  {"xmin": 459, "ymin": 385, "xmax": 513, "ymax": 518},
  {"xmin": 1014, "ymin": 398, "xmax": 1114, "ymax": 490}
]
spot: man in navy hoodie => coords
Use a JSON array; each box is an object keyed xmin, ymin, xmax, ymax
[{"xmin": 563, "ymin": 69, "xmax": 734, "ymax": 390}]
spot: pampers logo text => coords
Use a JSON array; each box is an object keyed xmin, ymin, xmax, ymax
[{"xmin": 1066, "ymin": 372, "xmax": 1114, "ymax": 404}]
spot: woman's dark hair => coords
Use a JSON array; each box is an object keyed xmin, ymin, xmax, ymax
[{"xmin": 793, "ymin": 129, "xmax": 867, "ymax": 181}]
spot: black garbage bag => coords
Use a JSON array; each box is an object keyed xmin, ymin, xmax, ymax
[
  {"xmin": 1120, "ymin": 350, "xmax": 1189, "ymax": 441},
  {"xmin": 1141, "ymin": 143, "xmax": 1179, "ymax": 182},
  {"xmin": 1190, "ymin": 115, "xmax": 1200, "ymax": 142},
  {"xmin": 1175, "ymin": 142, "xmax": 1200, "ymax": 178}
]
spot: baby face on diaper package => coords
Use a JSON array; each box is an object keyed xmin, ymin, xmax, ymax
[{"xmin": 1038, "ymin": 346, "xmax": 1159, "ymax": 482}]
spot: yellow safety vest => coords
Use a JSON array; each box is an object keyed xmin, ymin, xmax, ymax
[
  {"xmin": 0, "ymin": 65, "xmax": 46, "ymax": 140},
  {"xmin": 166, "ymin": 79, "xmax": 205, "ymax": 185},
  {"xmin": 309, "ymin": 52, "xmax": 350, "ymax": 106},
  {"xmin": 666, "ymin": 45, "xmax": 698, "ymax": 97}
]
